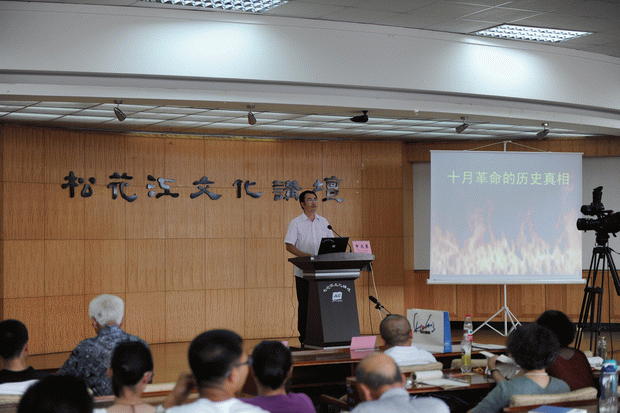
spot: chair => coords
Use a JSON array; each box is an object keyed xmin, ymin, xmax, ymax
[{"xmin": 508, "ymin": 386, "xmax": 597, "ymax": 407}]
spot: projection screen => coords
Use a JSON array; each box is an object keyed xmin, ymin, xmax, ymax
[{"xmin": 429, "ymin": 150, "xmax": 583, "ymax": 285}]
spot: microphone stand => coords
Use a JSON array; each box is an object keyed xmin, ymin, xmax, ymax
[{"xmin": 369, "ymin": 296, "xmax": 391, "ymax": 316}]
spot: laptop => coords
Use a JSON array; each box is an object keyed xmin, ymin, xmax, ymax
[{"xmin": 317, "ymin": 237, "xmax": 349, "ymax": 255}]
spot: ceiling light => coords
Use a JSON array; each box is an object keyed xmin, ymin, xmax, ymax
[
  {"xmin": 536, "ymin": 122, "xmax": 549, "ymax": 138},
  {"xmin": 247, "ymin": 105, "xmax": 256, "ymax": 125},
  {"xmin": 350, "ymin": 110, "xmax": 369, "ymax": 123},
  {"xmin": 473, "ymin": 24, "xmax": 591, "ymax": 43},
  {"xmin": 456, "ymin": 116, "xmax": 468, "ymax": 134},
  {"xmin": 148, "ymin": 0, "xmax": 287, "ymax": 13},
  {"xmin": 113, "ymin": 100, "xmax": 126, "ymax": 122}
]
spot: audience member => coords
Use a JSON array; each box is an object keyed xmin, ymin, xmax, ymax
[
  {"xmin": 58, "ymin": 294, "xmax": 149, "ymax": 396},
  {"xmin": 17, "ymin": 375, "xmax": 93, "ymax": 413},
  {"xmin": 242, "ymin": 341, "xmax": 315, "ymax": 413},
  {"xmin": 0, "ymin": 319, "xmax": 47, "ymax": 384},
  {"xmin": 535, "ymin": 310, "xmax": 597, "ymax": 390},
  {"xmin": 161, "ymin": 329, "xmax": 267, "ymax": 413},
  {"xmin": 351, "ymin": 352, "xmax": 449, "ymax": 413},
  {"xmin": 101, "ymin": 341, "xmax": 156, "ymax": 413},
  {"xmin": 469, "ymin": 323, "xmax": 570, "ymax": 413},
  {"xmin": 380, "ymin": 315, "xmax": 437, "ymax": 367}
]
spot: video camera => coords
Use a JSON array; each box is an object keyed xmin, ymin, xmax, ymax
[{"xmin": 576, "ymin": 186, "xmax": 620, "ymax": 236}]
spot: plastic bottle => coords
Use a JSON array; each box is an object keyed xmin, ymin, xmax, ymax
[
  {"xmin": 460, "ymin": 332, "xmax": 472, "ymax": 373},
  {"xmin": 597, "ymin": 336, "xmax": 608, "ymax": 360},
  {"xmin": 599, "ymin": 359, "xmax": 618, "ymax": 413},
  {"xmin": 464, "ymin": 314, "xmax": 473, "ymax": 342}
]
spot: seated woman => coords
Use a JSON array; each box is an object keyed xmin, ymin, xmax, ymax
[
  {"xmin": 242, "ymin": 341, "xmax": 316, "ymax": 413},
  {"xmin": 468, "ymin": 323, "xmax": 570, "ymax": 413},
  {"xmin": 535, "ymin": 310, "xmax": 597, "ymax": 391},
  {"xmin": 96, "ymin": 341, "xmax": 155, "ymax": 413}
]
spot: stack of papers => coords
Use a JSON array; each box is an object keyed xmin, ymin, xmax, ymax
[{"xmin": 413, "ymin": 370, "xmax": 470, "ymax": 389}]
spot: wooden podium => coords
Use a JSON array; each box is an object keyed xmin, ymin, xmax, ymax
[{"xmin": 289, "ymin": 252, "xmax": 375, "ymax": 348}]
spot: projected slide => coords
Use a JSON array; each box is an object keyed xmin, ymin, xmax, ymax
[{"xmin": 429, "ymin": 150, "xmax": 582, "ymax": 284}]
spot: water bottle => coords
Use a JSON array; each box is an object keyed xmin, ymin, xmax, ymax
[
  {"xmin": 597, "ymin": 336, "xmax": 608, "ymax": 360},
  {"xmin": 464, "ymin": 314, "xmax": 473, "ymax": 342},
  {"xmin": 461, "ymin": 332, "xmax": 472, "ymax": 373},
  {"xmin": 599, "ymin": 359, "xmax": 618, "ymax": 413}
]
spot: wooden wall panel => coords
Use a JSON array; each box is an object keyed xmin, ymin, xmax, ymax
[
  {"xmin": 2, "ymin": 240, "xmax": 45, "ymax": 298},
  {"xmin": 125, "ymin": 292, "xmax": 166, "ymax": 344},
  {"xmin": 507, "ymin": 285, "xmax": 547, "ymax": 321},
  {"xmin": 84, "ymin": 240, "xmax": 126, "ymax": 295},
  {"xmin": 165, "ymin": 238, "xmax": 207, "ymax": 291},
  {"xmin": 124, "ymin": 196, "xmax": 166, "ymax": 239},
  {"xmin": 84, "ymin": 133, "xmax": 125, "ymax": 184},
  {"xmin": 322, "ymin": 141, "xmax": 362, "ymax": 189},
  {"xmin": 203, "ymin": 139, "xmax": 244, "ymax": 188},
  {"xmin": 321, "ymin": 189, "xmax": 363, "ymax": 239},
  {"xmin": 44, "ymin": 240, "xmax": 84, "ymax": 296},
  {"xmin": 44, "ymin": 295, "xmax": 85, "ymax": 353},
  {"xmin": 204, "ymin": 238, "xmax": 245, "ymax": 289},
  {"xmin": 84, "ymin": 184, "xmax": 126, "ymax": 240},
  {"xmin": 362, "ymin": 141, "xmax": 402, "ymax": 189},
  {"xmin": 164, "ymin": 137, "xmax": 205, "ymax": 188},
  {"xmin": 45, "ymin": 129, "xmax": 85, "ymax": 184},
  {"xmin": 362, "ymin": 188, "xmax": 403, "ymax": 238},
  {"xmin": 2, "ymin": 297, "xmax": 45, "ymax": 354},
  {"xmin": 204, "ymin": 187, "xmax": 245, "ymax": 239},
  {"xmin": 2, "ymin": 125, "xmax": 45, "ymax": 183},
  {"xmin": 125, "ymin": 136, "xmax": 165, "ymax": 188},
  {"xmin": 126, "ymin": 239, "xmax": 165, "ymax": 292},
  {"xmin": 244, "ymin": 288, "xmax": 290, "ymax": 339},
  {"xmin": 206, "ymin": 289, "xmax": 245, "ymax": 336},
  {"xmin": 164, "ymin": 187, "xmax": 206, "ymax": 239},
  {"xmin": 44, "ymin": 183, "xmax": 84, "ymax": 240},
  {"xmin": 244, "ymin": 238, "xmax": 285, "ymax": 289},
  {"xmin": 243, "ymin": 140, "xmax": 283, "ymax": 188},
  {"xmin": 283, "ymin": 140, "xmax": 324, "ymax": 189},
  {"xmin": 244, "ymin": 194, "xmax": 284, "ymax": 238},
  {"xmin": 365, "ymin": 237, "xmax": 403, "ymax": 286},
  {"xmin": 166, "ymin": 290, "xmax": 206, "ymax": 342},
  {"xmin": 2, "ymin": 182, "xmax": 45, "ymax": 240}
]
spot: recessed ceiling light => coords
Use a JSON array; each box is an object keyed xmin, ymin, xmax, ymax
[
  {"xmin": 473, "ymin": 24, "xmax": 591, "ymax": 43},
  {"xmin": 148, "ymin": 0, "xmax": 287, "ymax": 13}
]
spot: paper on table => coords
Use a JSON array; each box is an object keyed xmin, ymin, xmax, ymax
[
  {"xmin": 413, "ymin": 370, "xmax": 444, "ymax": 381},
  {"xmin": 472, "ymin": 343, "xmax": 506, "ymax": 350}
]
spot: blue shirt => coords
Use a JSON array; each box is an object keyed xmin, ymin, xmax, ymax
[{"xmin": 58, "ymin": 324, "xmax": 148, "ymax": 396}]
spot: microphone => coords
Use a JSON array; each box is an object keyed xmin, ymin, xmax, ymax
[
  {"xmin": 328, "ymin": 225, "xmax": 352, "ymax": 252},
  {"xmin": 369, "ymin": 296, "xmax": 391, "ymax": 315}
]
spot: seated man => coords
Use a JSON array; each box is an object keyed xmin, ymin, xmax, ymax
[
  {"xmin": 352, "ymin": 353, "xmax": 449, "ymax": 413},
  {"xmin": 58, "ymin": 294, "xmax": 148, "ymax": 396},
  {"xmin": 0, "ymin": 319, "xmax": 47, "ymax": 384},
  {"xmin": 380, "ymin": 314, "xmax": 437, "ymax": 367},
  {"xmin": 18, "ymin": 375, "xmax": 93, "ymax": 413},
  {"xmin": 162, "ymin": 329, "xmax": 268, "ymax": 413}
]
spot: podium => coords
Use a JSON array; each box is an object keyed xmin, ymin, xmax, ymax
[{"xmin": 289, "ymin": 252, "xmax": 375, "ymax": 348}]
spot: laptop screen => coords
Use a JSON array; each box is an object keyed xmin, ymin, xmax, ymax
[{"xmin": 317, "ymin": 237, "xmax": 349, "ymax": 255}]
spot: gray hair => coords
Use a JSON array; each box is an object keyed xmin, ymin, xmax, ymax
[{"xmin": 89, "ymin": 294, "xmax": 124, "ymax": 326}]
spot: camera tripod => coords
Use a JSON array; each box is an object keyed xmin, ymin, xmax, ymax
[{"xmin": 575, "ymin": 232, "xmax": 620, "ymax": 351}]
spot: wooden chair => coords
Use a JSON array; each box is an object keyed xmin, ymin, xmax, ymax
[{"xmin": 508, "ymin": 386, "xmax": 597, "ymax": 407}]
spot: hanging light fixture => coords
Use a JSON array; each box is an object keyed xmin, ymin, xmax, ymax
[
  {"xmin": 537, "ymin": 122, "xmax": 549, "ymax": 138},
  {"xmin": 114, "ymin": 100, "xmax": 126, "ymax": 122},
  {"xmin": 350, "ymin": 110, "xmax": 369, "ymax": 123},
  {"xmin": 247, "ymin": 105, "xmax": 256, "ymax": 125},
  {"xmin": 456, "ymin": 116, "xmax": 469, "ymax": 134}
]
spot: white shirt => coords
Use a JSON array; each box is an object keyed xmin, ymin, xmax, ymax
[
  {"xmin": 165, "ymin": 398, "xmax": 268, "ymax": 413},
  {"xmin": 285, "ymin": 213, "xmax": 333, "ymax": 277},
  {"xmin": 383, "ymin": 345, "xmax": 437, "ymax": 367}
]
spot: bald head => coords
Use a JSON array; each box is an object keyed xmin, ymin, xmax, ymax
[
  {"xmin": 379, "ymin": 314, "xmax": 412, "ymax": 347},
  {"xmin": 355, "ymin": 353, "xmax": 403, "ymax": 393}
]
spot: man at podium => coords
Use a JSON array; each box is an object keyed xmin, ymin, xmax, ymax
[{"xmin": 285, "ymin": 190, "xmax": 333, "ymax": 347}]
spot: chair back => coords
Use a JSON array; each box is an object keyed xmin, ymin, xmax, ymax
[{"xmin": 509, "ymin": 386, "xmax": 597, "ymax": 407}]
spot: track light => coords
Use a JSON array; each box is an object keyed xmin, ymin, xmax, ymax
[
  {"xmin": 537, "ymin": 122, "xmax": 549, "ymax": 138},
  {"xmin": 247, "ymin": 105, "xmax": 256, "ymax": 125},
  {"xmin": 113, "ymin": 100, "xmax": 126, "ymax": 122},
  {"xmin": 350, "ymin": 110, "xmax": 368, "ymax": 123},
  {"xmin": 456, "ymin": 116, "xmax": 468, "ymax": 134}
]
